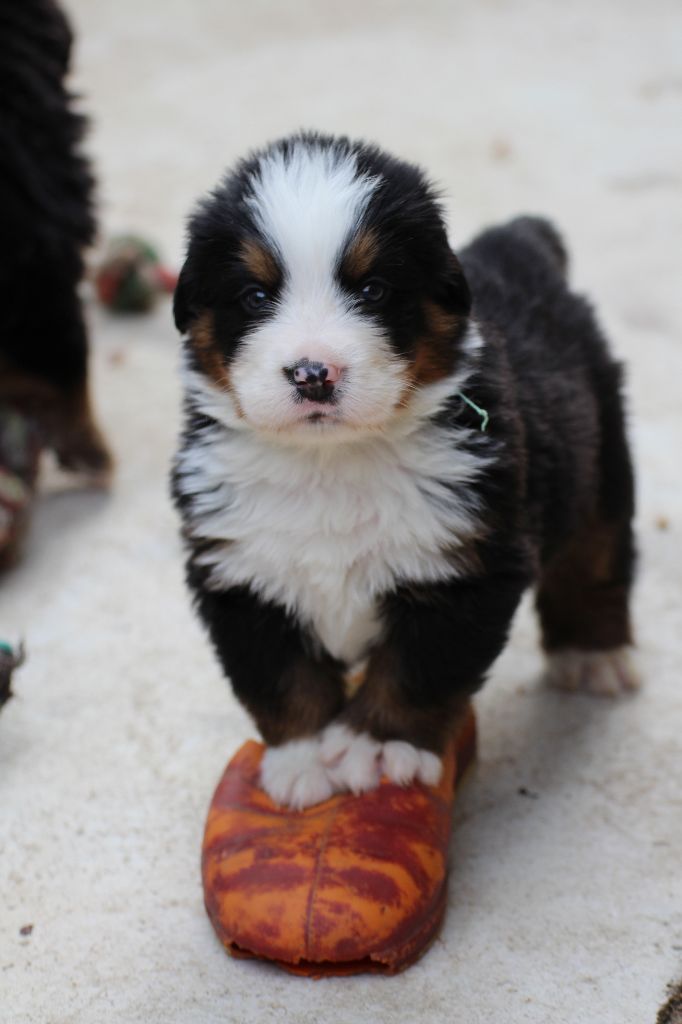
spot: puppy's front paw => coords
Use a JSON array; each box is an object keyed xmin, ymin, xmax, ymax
[
  {"xmin": 380, "ymin": 740, "xmax": 443, "ymax": 787},
  {"xmin": 320, "ymin": 724, "xmax": 382, "ymax": 795},
  {"xmin": 260, "ymin": 737, "xmax": 334, "ymax": 810},
  {"xmin": 544, "ymin": 646, "xmax": 641, "ymax": 697},
  {"xmin": 320, "ymin": 724, "xmax": 443, "ymax": 793}
]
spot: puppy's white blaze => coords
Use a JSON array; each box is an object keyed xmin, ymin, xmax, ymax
[
  {"xmin": 246, "ymin": 142, "xmax": 379, "ymax": 287},
  {"xmin": 229, "ymin": 143, "xmax": 411, "ymax": 433}
]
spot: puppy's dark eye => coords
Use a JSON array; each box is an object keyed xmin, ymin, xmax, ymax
[
  {"xmin": 359, "ymin": 279, "xmax": 388, "ymax": 306},
  {"xmin": 240, "ymin": 285, "xmax": 271, "ymax": 314}
]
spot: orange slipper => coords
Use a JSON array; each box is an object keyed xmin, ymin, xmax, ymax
[{"xmin": 202, "ymin": 706, "xmax": 476, "ymax": 977}]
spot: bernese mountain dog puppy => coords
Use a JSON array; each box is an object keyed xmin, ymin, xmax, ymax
[
  {"xmin": 0, "ymin": 0, "xmax": 110, "ymax": 478},
  {"xmin": 172, "ymin": 133, "xmax": 638, "ymax": 809}
]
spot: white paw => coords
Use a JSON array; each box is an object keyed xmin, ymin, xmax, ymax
[
  {"xmin": 544, "ymin": 646, "xmax": 641, "ymax": 697},
  {"xmin": 260, "ymin": 737, "xmax": 334, "ymax": 810},
  {"xmin": 320, "ymin": 724, "xmax": 382, "ymax": 795},
  {"xmin": 381, "ymin": 740, "xmax": 443, "ymax": 787},
  {"xmin": 320, "ymin": 724, "xmax": 443, "ymax": 793}
]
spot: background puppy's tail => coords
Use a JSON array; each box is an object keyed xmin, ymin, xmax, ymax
[{"xmin": 507, "ymin": 216, "xmax": 569, "ymax": 278}]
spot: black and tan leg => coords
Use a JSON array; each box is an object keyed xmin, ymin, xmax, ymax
[
  {"xmin": 193, "ymin": 582, "xmax": 346, "ymax": 808},
  {"xmin": 537, "ymin": 517, "xmax": 640, "ymax": 695},
  {"xmin": 320, "ymin": 569, "xmax": 528, "ymax": 795}
]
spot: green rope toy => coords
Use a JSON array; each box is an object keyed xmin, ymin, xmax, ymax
[{"xmin": 457, "ymin": 392, "xmax": 489, "ymax": 432}]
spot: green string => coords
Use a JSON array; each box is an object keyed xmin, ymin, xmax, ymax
[{"xmin": 457, "ymin": 392, "xmax": 489, "ymax": 432}]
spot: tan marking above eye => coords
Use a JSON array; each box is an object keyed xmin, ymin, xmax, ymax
[
  {"xmin": 240, "ymin": 238, "xmax": 279, "ymax": 289},
  {"xmin": 342, "ymin": 228, "xmax": 380, "ymax": 281}
]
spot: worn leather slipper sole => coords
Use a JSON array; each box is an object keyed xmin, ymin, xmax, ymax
[{"xmin": 202, "ymin": 706, "xmax": 476, "ymax": 977}]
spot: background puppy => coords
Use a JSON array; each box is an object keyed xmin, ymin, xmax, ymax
[
  {"xmin": 0, "ymin": 0, "xmax": 110, "ymax": 477},
  {"xmin": 172, "ymin": 132, "xmax": 638, "ymax": 809}
]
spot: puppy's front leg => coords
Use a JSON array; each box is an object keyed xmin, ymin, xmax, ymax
[
  {"xmin": 194, "ymin": 585, "xmax": 346, "ymax": 808},
  {"xmin": 258, "ymin": 657, "xmax": 346, "ymax": 810},
  {"xmin": 321, "ymin": 571, "xmax": 528, "ymax": 793}
]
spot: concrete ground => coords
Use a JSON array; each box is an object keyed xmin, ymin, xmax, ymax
[{"xmin": 1, "ymin": 1, "xmax": 681, "ymax": 1021}]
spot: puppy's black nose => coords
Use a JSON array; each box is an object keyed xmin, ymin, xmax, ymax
[{"xmin": 283, "ymin": 358, "xmax": 341, "ymax": 403}]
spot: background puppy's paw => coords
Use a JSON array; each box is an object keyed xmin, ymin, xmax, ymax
[
  {"xmin": 544, "ymin": 646, "xmax": 641, "ymax": 697},
  {"xmin": 260, "ymin": 737, "xmax": 333, "ymax": 810},
  {"xmin": 380, "ymin": 740, "xmax": 443, "ymax": 787},
  {"xmin": 320, "ymin": 724, "xmax": 382, "ymax": 795}
]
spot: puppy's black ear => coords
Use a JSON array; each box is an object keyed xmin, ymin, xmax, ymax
[
  {"xmin": 439, "ymin": 250, "xmax": 472, "ymax": 317},
  {"xmin": 173, "ymin": 263, "xmax": 195, "ymax": 334}
]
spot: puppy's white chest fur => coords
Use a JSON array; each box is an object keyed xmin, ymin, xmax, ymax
[{"xmin": 178, "ymin": 381, "xmax": 486, "ymax": 664}]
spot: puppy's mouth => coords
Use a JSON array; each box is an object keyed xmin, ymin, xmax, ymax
[
  {"xmin": 293, "ymin": 397, "xmax": 344, "ymax": 426},
  {"xmin": 299, "ymin": 407, "xmax": 344, "ymax": 428}
]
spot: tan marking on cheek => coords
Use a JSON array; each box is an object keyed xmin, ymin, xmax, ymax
[
  {"xmin": 411, "ymin": 338, "xmax": 453, "ymax": 386},
  {"xmin": 343, "ymin": 228, "xmax": 380, "ymax": 281},
  {"xmin": 397, "ymin": 301, "xmax": 462, "ymax": 406},
  {"xmin": 189, "ymin": 311, "xmax": 245, "ymax": 419},
  {"xmin": 189, "ymin": 312, "xmax": 226, "ymax": 385},
  {"xmin": 240, "ymin": 238, "xmax": 279, "ymax": 289},
  {"xmin": 423, "ymin": 301, "xmax": 460, "ymax": 340}
]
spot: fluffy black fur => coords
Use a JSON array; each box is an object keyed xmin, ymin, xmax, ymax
[
  {"xmin": 173, "ymin": 134, "xmax": 636, "ymax": 761},
  {"xmin": 0, "ymin": 0, "xmax": 110, "ymax": 474}
]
